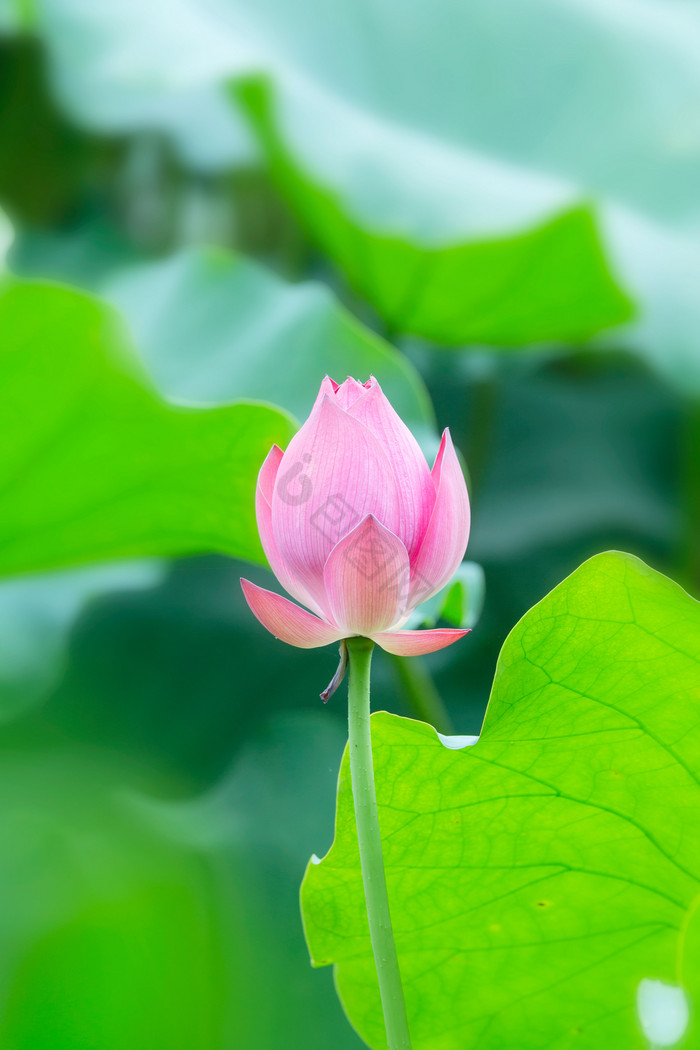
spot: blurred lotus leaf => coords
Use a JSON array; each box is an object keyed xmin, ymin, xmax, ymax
[
  {"xmin": 127, "ymin": 711, "xmax": 366, "ymax": 1049},
  {"xmin": 0, "ymin": 713, "xmax": 365, "ymax": 1050},
  {"xmin": 466, "ymin": 360, "xmax": 678, "ymax": 563},
  {"xmin": 0, "ymin": 250, "xmax": 433, "ymax": 728},
  {"xmin": 103, "ymin": 246, "xmax": 433, "ymax": 433},
  {"xmin": 0, "ymin": 276, "xmax": 296, "ymax": 575},
  {"xmin": 0, "ymin": 750, "xmax": 227, "ymax": 1050},
  {"xmin": 0, "ymin": 561, "xmax": 162, "ymax": 723},
  {"xmin": 15, "ymin": 0, "xmax": 700, "ymax": 383},
  {"xmin": 235, "ymin": 77, "xmax": 632, "ymax": 346}
]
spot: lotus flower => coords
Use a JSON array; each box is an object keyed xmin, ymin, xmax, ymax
[{"xmin": 241, "ymin": 376, "xmax": 470, "ymax": 657}]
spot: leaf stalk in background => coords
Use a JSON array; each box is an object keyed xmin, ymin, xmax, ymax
[
  {"xmin": 346, "ymin": 636, "xmax": 412, "ymax": 1050},
  {"xmin": 390, "ymin": 653, "xmax": 454, "ymax": 735},
  {"xmin": 679, "ymin": 396, "xmax": 700, "ymax": 592}
]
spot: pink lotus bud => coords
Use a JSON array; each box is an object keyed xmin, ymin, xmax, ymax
[{"xmin": 241, "ymin": 376, "xmax": 470, "ymax": 655}]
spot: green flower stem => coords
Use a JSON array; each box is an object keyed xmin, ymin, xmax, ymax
[{"xmin": 345, "ymin": 636, "xmax": 412, "ymax": 1050}]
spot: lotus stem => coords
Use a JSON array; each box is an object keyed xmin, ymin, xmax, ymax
[{"xmin": 345, "ymin": 636, "xmax": 412, "ymax": 1050}]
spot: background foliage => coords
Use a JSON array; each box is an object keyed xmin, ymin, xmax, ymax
[{"xmin": 0, "ymin": 1, "xmax": 698, "ymax": 1047}]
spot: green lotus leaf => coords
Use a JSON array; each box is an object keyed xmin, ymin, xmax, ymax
[
  {"xmin": 236, "ymin": 78, "xmax": 632, "ymax": 347},
  {"xmin": 0, "ymin": 277, "xmax": 296, "ymax": 576},
  {"xmin": 302, "ymin": 551, "xmax": 700, "ymax": 1048},
  {"xmin": 103, "ymin": 247, "xmax": 433, "ymax": 434}
]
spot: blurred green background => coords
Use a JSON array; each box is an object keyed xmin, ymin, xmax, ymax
[{"xmin": 0, "ymin": 1, "xmax": 698, "ymax": 1047}]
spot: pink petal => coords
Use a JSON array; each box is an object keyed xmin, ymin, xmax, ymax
[
  {"xmin": 409, "ymin": 429, "xmax": 470, "ymax": 605},
  {"xmin": 271, "ymin": 396, "xmax": 401, "ymax": 611},
  {"xmin": 335, "ymin": 376, "xmax": 366, "ymax": 409},
  {"xmin": 257, "ymin": 443, "xmax": 284, "ymax": 505},
  {"xmin": 256, "ymin": 446, "xmax": 329, "ymax": 619},
  {"xmin": 323, "ymin": 515, "xmax": 409, "ymax": 635},
  {"xmin": 240, "ymin": 579, "xmax": 343, "ymax": 649},
  {"xmin": 347, "ymin": 377, "xmax": 433, "ymax": 559},
  {"xmin": 310, "ymin": 375, "xmax": 339, "ymax": 413},
  {"xmin": 372, "ymin": 627, "xmax": 470, "ymax": 656}
]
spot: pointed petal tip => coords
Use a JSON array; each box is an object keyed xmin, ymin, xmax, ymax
[
  {"xmin": 432, "ymin": 428, "xmax": 455, "ymax": 471},
  {"xmin": 257, "ymin": 444, "xmax": 285, "ymax": 507},
  {"xmin": 260, "ymin": 443, "xmax": 284, "ymax": 467},
  {"xmin": 310, "ymin": 376, "xmax": 340, "ymax": 414},
  {"xmin": 335, "ymin": 376, "xmax": 367, "ymax": 409}
]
